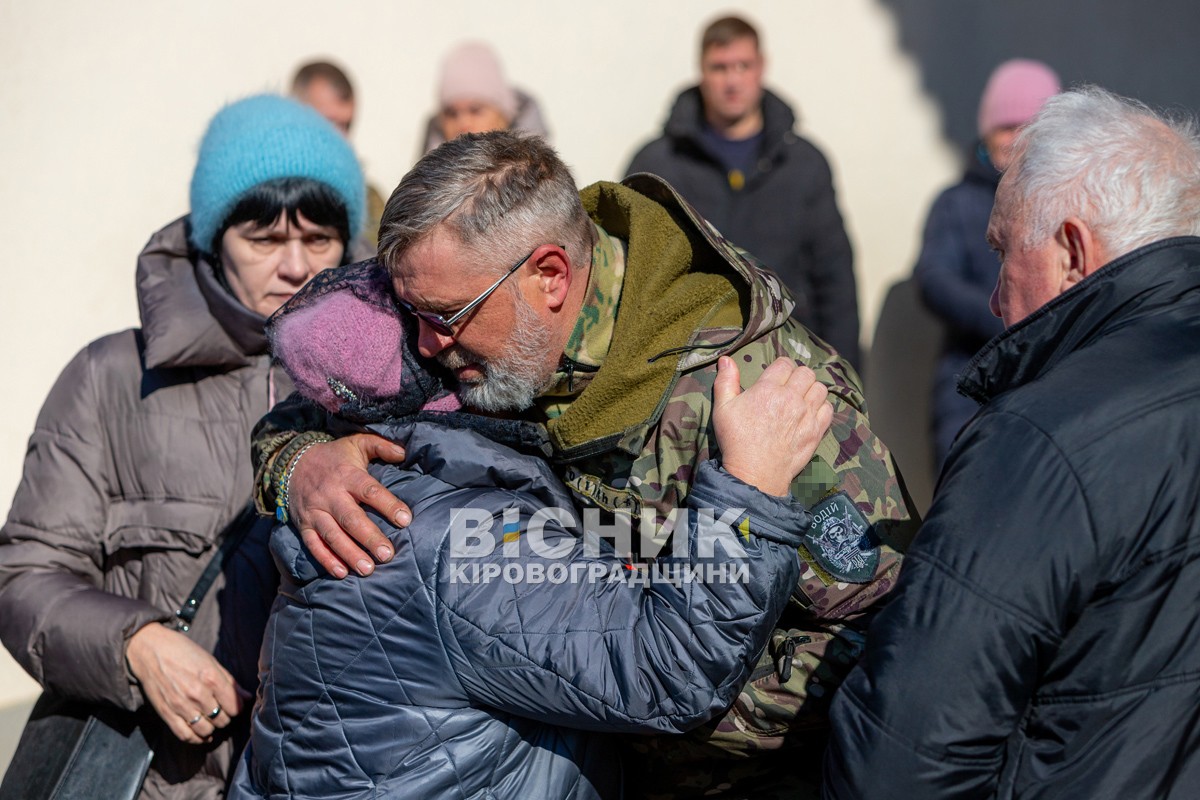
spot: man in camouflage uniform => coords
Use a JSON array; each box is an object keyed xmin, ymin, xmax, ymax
[{"xmin": 254, "ymin": 131, "xmax": 917, "ymax": 797}]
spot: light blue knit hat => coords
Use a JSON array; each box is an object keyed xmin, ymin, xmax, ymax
[{"xmin": 188, "ymin": 94, "xmax": 365, "ymax": 253}]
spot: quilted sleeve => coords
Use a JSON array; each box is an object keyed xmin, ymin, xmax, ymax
[{"xmin": 435, "ymin": 461, "xmax": 805, "ymax": 734}]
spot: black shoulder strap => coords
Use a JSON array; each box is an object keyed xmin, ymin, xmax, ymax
[{"xmin": 173, "ymin": 503, "xmax": 258, "ymax": 633}]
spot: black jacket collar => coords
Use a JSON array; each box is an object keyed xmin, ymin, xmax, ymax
[{"xmin": 959, "ymin": 237, "xmax": 1200, "ymax": 404}]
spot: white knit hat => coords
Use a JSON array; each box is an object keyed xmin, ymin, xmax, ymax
[{"xmin": 437, "ymin": 41, "xmax": 518, "ymax": 121}]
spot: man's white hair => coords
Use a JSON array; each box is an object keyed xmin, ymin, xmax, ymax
[{"xmin": 1008, "ymin": 85, "xmax": 1200, "ymax": 257}]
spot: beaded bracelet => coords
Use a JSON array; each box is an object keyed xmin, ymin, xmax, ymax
[
  {"xmin": 266, "ymin": 431, "xmax": 334, "ymax": 512},
  {"xmin": 270, "ymin": 435, "xmax": 310, "ymax": 492},
  {"xmin": 275, "ymin": 441, "xmax": 320, "ymax": 525},
  {"xmin": 256, "ymin": 430, "xmax": 304, "ymax": 511}
]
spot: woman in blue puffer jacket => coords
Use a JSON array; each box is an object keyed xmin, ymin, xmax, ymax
[{"xmin": 229, "ymin": 260, "xmax": 828, "ymax": 800}]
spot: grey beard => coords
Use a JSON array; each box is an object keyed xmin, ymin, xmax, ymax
[{"xmin": 437, "ymin": 290, "xmax": 556, "ymax": 412}]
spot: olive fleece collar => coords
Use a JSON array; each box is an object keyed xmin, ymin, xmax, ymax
[{"xmin": 546, "ymin": 180, "xmax": 745, "ymax": 459}]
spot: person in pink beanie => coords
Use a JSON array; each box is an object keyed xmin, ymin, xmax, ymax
[
  {"xmin": 914, "ymin": 58, "xmax": 1061, "ymax": 470},
  {"xmin": 977, "ymin": 58, "xmax": 1063, "ymax": 171},
  {"xmin": 421, "ymin": 40, "xmax": 551, "ymax": 155},
  {"xmin": 268, "ymin": 260, "xmax": 462, "ymax": 421}
]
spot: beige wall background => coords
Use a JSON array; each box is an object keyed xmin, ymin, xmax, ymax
[{"xmin": 0, "ymin": 0, "xmax": 958, "ymax": 707}]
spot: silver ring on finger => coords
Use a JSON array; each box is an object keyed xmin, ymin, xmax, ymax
[
  {"xmin": 207, "ymin": 706, "xmax": 221, "ymax": 719},
  {"xmin": 188, "ymin": 714, "xmax": 203, "ymax": 726}
]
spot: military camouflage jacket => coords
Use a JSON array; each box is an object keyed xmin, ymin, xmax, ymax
[
  {"xmin": 252, "ymin": 175, "xmax": 917, "ymax": 797},
  {"xmin": 545, "ymin": 177, "xmax": 916, "ymax": 796}
]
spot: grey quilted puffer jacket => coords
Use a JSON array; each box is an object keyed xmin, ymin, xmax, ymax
[
  {"xmin": 0, "ymin": 217, "xmax": 297, "ymax": 799},
  {"xmin": 230, "ymin": 418, "xmax": 809, "ymax": 800}
]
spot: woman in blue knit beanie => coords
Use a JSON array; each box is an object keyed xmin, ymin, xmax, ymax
[
  {"xmin": 189, "ymin": 93, "xmax": 366, "ymax": 316},
  {"xmin": 0, "ymin": 94, "xmax": 366, "ymax": 800}
]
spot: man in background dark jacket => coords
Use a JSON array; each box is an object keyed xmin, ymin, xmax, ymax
[
  {"xmin": 824, "ymin": 86, "xmax": 1200, "ymax": 799},
  {"xmin": 626, "ymin": 14, "xmax": 860, "ymax": 368}
]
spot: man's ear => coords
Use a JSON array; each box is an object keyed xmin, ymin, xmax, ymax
[
  {"xmin": 1057, "ymin": 217, "xmax": 1106, "ymax": 292},
  {"xmin": 531, "ymin": 244, "xmax": 573, "ymax": 311}
]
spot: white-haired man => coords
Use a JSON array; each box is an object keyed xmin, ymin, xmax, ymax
[{"xmin": 823, "ymin": 85, "xmax": 1200, "ymax": 799}]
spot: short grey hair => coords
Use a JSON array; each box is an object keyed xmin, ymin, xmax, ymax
[
  {"xmin": 378, "ymin": 131, "xmax": 594, "ymax": 277},
  {"xmin": 1006, "ymin": 85, "xmax": 1200, "ymax": 257}
]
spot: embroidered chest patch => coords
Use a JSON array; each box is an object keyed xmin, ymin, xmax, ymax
[{"xmin": 801, "ymin": 491, "xmax": 878, "ymax": 583}]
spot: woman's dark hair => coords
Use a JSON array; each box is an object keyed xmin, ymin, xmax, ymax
[{"xmin": 211, "ymin": 177, "xmax": 352, "ymax": 259}]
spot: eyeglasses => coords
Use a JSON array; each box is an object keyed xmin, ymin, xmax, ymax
[{"xmin": 397, "ymin": 247, "xmax": 541, "ymax": 337}]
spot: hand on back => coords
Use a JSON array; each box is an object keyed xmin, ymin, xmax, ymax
[
  {"xmin": 712, "ymin": 356, "xmax": 834, "ymax": 496},
  {"xmin": 287, "ymin": 433, "xmax": 410, "ymax": 578}
]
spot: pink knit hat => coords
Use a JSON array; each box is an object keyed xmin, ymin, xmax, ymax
[
  {"xmin": 977, "ymin": 59, "xmax": 1061, "ymax": 137},
  {"xmin": 269, "ymin": 261, "xmax": 461, "ymax": 422},
  {"xmin": 437, "ymin": 41, "xmax": 518, "ymax": 121}
]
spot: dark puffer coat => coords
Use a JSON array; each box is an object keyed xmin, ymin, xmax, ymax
[
  {"xmin": 230, "ymin": 418, "xmax": 809, "ymax": 800},
  {"xmin": 0, "ymin": 218, "xmax": 289, "ymax": 799},
  {"xmin": 825, "ymin": 238, "xmax": 1200, "ymax": 799},
  {"xmin": 626, "ymin": 88, "xmax": 859, "ymax": 368}
]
